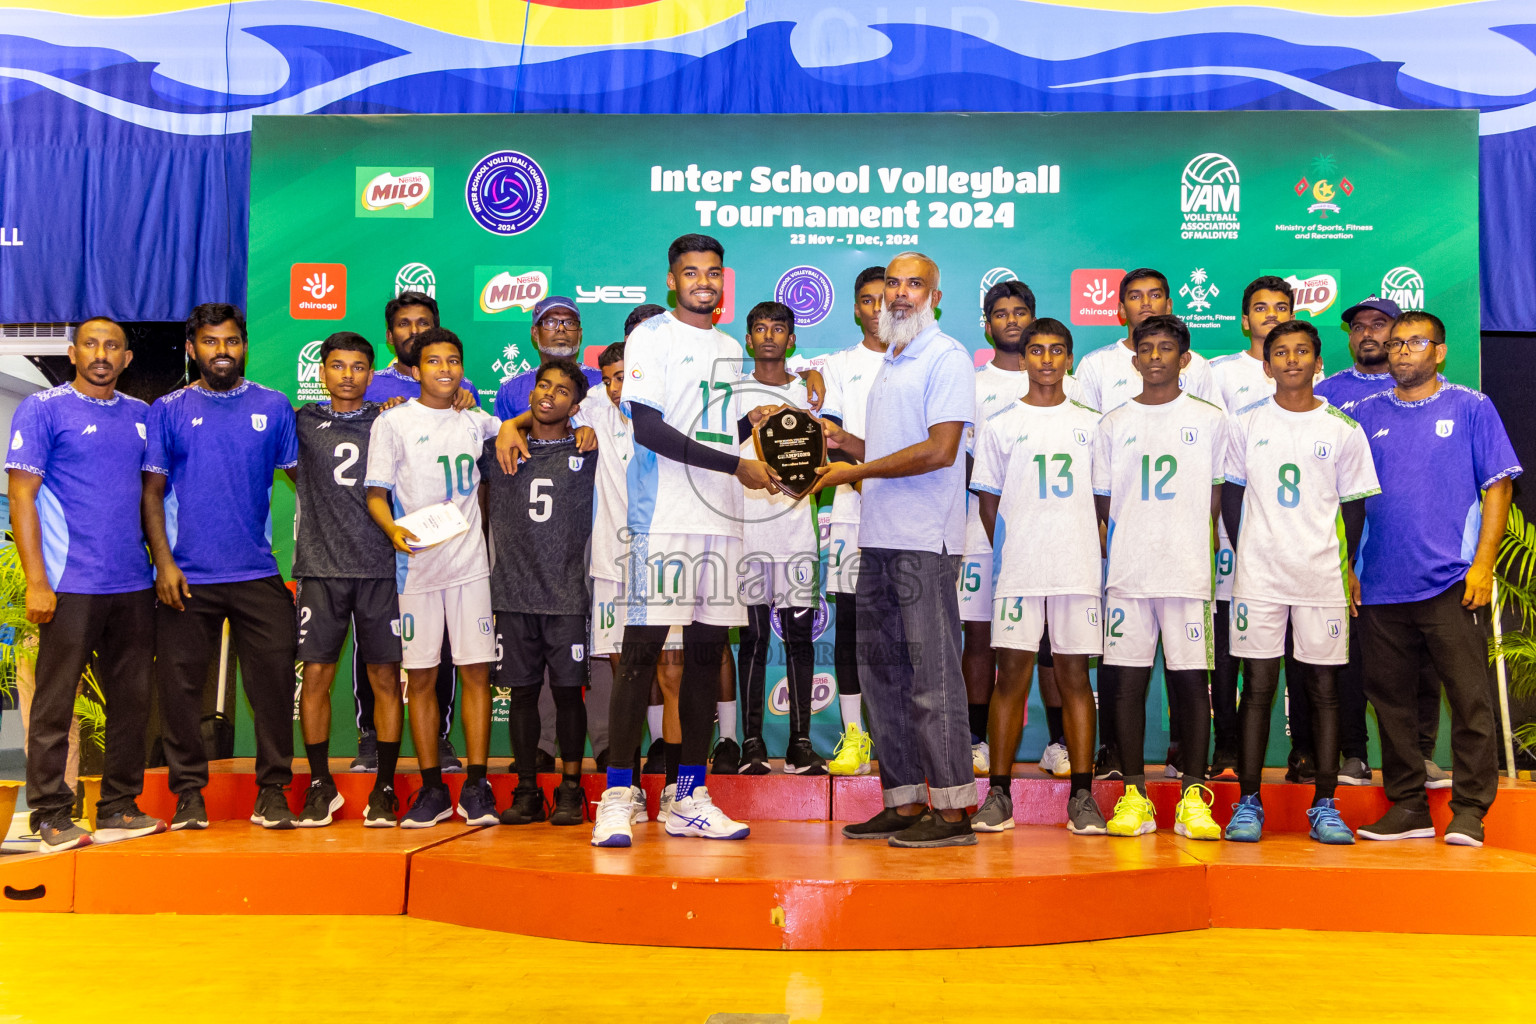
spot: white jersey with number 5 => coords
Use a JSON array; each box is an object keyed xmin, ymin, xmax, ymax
[
  {"xmin": 364, "ymin": 400, "xmax": 500, "ymax": 595},
  {"xmin": 1225, "ymin": 396, "xmax": 1380, "ymax": 606},
  {"xmin": 1092, "ymin": 391, "xmax": 1227, "ymax": 601},
  {"xmin": 621, "ymin": 311, "xmax": 745, "ymax": 538},
  {"xmin": 971, "ymin": 399, "xmax": 1103, "ymax": 598}
]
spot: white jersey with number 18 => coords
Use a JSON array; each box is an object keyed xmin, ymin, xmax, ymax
[{"xmin": 621, "ymin": 311, "xmax": 745, "ymax": 539}]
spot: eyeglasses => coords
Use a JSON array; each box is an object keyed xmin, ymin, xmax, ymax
[
  {"xmin": 538, "ymin": 318, "xmax": 579, "ymax": 332},
  {"xmin": 1384, "ymin": 337, "xmax": 1436, "ymax": 353}
]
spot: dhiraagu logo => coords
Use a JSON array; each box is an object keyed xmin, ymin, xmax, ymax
[
  {"xmin": 474, "ymin": 266, "xmax": 551, "ymax": 322},
  {"xmin": 356, "ymin": 168, "xmax": 434, "ymax": 218}
]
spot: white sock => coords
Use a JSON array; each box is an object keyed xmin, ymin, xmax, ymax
[
  {"xmin": 840, "ymin": 694, "xmax": 863, "ymax": 729},
  {"xmin": 716, "ymin": 701, "xmax": 738, "ymax": 742},
  {"xmin": 646, "ymin": 704, "xmax": 663, "ymax": 744}
]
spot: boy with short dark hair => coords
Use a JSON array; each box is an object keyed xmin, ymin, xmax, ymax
[{"xmin": 481, "ymin": 360, "xmax": 598, "ymax": 826}]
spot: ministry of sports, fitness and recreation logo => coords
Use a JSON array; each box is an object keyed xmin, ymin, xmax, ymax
[
  {"xmin": 1179, "ymin": 153, "xmax": 1240, "ymax": 240},
  {"xmin": 475, "ymin": 265, "xmax": 550, "ymax": 323},
  {"xmin": 465, "ymin": 151, "xmax": 548, "ymax": 236},
  {"xmin": 356, "ymin": 168, "xmax": 433, "ymax": 217},
  {"xmin": 774, "ymin": 266, "xmax": 834, "ymax": 328},
  {"xmin": 1178, "ymin": 268, "xmax": 1236, "ymax": 332},
  {"xmin": 493, "ymin": 341, "xmax": 534, "ymax": 384},
  {"xmin": 1382, "ymin": 266, "xmax": 1425, "ymax": 309},
  {"xmin": 296, "ymin": 339, "xmax": 328, "ymax": 402},
  {"xmin": 394, "ymin": 262, "xmax": 436, "ymax": 298},
  {"xmin": 1293, "ymin": 154, "xmax": 1352, "ymax": 220},
  {"xmin": 1069, "ymin": 268, "xmax": 1124, "ymax": 326}
]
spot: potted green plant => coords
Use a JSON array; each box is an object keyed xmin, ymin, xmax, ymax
[
  {"xmin": 1491, "ymin": 503, "xmax": 1536, "ymax": 771},
  {"xmin": 0, "ymin": 541, "xmax": 36, "ymax": 830}
]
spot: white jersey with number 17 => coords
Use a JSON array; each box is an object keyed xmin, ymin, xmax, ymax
[
  {"xmin": 620, "ymin": 311, "xmax": 745, "ymax": 538},
  {"xmin": 1092, "ymin": 391, "xmax": 1227, "ymax": 601}
]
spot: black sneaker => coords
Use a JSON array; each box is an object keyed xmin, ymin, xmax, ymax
[
  {"xmin": 456, "ymin": 778, "xmax": 499, "ymax": 826},
  {"xmin": 364, "ymin": 785, "xmax": 399, "ymax": 828},
  {"xmin": 1209, "ymin": 748, "xmax": 1239, "ymax": 780},
  {"xmin": 1284, "ymin": 752, "xmax": 1317, "ymax": 785},
  {"xmin": 171, "ymin": 789, "xmax": 209, "ymax": 831},
  {"xmin": 298, "ymin": 778, "xmax": 343, "ymax": 828},
  {"xmin": 1357, "ymin": 803, "xmax": 1435, "ymax": 841},
  {"xmin": 438, "ymin": 735, "xmax": 464, "ymax": 774},
  {"xmin": 593, "ymin": 747, "xmax": 609, "ymax": 771},
  {"xmin": 537, "ymin": 749, "xmax": 557, "ymax": 772},
  {"xmin": 1093, "ymin": 745, "xmax": 1123, "ymax": 782},
  {"xmin": 250, "ymin": 785, "xmax": 297, "ymax": 830},
  {"xmin": 37, "ymin": 814, "xmax": 92, "ymax": 855},
  {"xmin": 783, "ymin": 735, "xmax": 828, "ymax": 776},
  {"xmin": 401, "ymin": 783, "xmax": 453, "ymax": 829},
  {"xmin": 888, "ymin": 810, "xmax": 977, "ymax": 848},
  {"xmin": 1445, "ymin": 812, "xmax": 1485, "ymax": 848},
  {"xmin": 94, "ymin": 803, "xmax": 167, "ymax": 845},
  {"xmin": 499, "ymin": 783, "xmax": 547, "ymax": 825},
  {"xmin": 738, "ymin": 736, "xmax": 770, "ymax": 775},
  {"xmin": 350, "ymin": 728, "xmax": 378, "ymax": 773},
  {"xmin": 642, "ymin": 739, "xmax": 666, "ymax": 775},
  {"xmin": 842, "ymin": 807, "xmax": 924, "ymax": 840},
  {"xmin": 711, "ymin": 737, "xmax": 742, "ymax": 775},
  {"xmin": 549, "ymin": 779, "xmax": 585, "ymax": 826},
  {"xmin": 1338, "ymin": 757, "xmax": 1372, "ymax": 786}
]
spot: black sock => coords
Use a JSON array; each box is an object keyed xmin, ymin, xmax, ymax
[
  {"xmin": 467, "ymin": 763, "xmax": 487, "ymax": 785},
  {"xmin": 375, "ymin": 741, "xmax": 401, "ymax": 789},
  {"xmin": 664, "ymin": 741, "xmax": 681, "ymax": 786},
  {"xmin": 1044, "ymin": 706, "xmax": 1065, "ymax": 745},
  {"xmin": 968, "ymin": 703, "xmax": 989, "ymax": 743},
  {"xmin": 562, "ymin": 768, "xmax": 581, "ymax": 786},
  {"xmin": 1070, "ymin": 772, "xmax": 1093, "ymax": 798},
  {"xmin": 421, "ymin": 766, "xmax": 443, "ymax": 790},
  {"xmin": 305, "ymin": 741, "xmax": 331, "ymax": 782},
  {"xmin": 989, "ymin": 774, "xmax": 1010, "ymax": 792}
]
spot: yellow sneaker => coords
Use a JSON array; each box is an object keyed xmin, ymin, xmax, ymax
[
  {"xmin": 828, "ymin": 722, "xmax": 872, "ymax": 776},
  {"xmin": 1106, "ymin": 784, "xmax": 1157, "ymax": 837},
  {"xmin": 1174, "ymin": 784, "xmax": 1221, "ymax": 841}
]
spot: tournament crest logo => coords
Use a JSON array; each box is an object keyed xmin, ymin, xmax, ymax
[
  {"xmin": 1436, "ymin": 419, "xmax": 1454, "ymax": 438},
  {"xmin": 774, "ymin": 266, "xmax": 835, "ymax": 328},
  {"xmin": 1181, "ymin": 427, "xmax": 1198, "ymax": 445},
  {"xmin": 136, "ymin": 423, "xmax": 146, "ymax": 440},
  {"xmin": 1314, "ymin": 440, "xmax": 1332, "ymax": 460},
  {"xmin": 1086, "ymin": 607, "xmax": 1100, "ymax": 627},
  {"xmin": 465, "ymin": 151, "xmax": 549, "ymax": 236},
  {"xmin": 1073, "ymin": 428, "xmax": 1089, "ymax": 447},
  {"xmin": 1328, "ymin": 619, "xmax": 1342, "ymax": 638},
  {"xmin": 251, "ymin": 414, "xmax": 268, "ymax": 432},
  {"xmin": 569, "ymin": 456, "xmax": 585, "ymax": 472},
  {"xmin": 1185, "ymin": 623, "xmax": 1203, "ymax": 642}
]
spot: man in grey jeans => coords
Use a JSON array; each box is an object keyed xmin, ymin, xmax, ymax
[{"xmin": 813, "ymin": 251, "xmax": 977, "ymax": 848}]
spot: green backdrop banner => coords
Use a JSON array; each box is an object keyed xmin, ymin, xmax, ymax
[{"xmin": 247, "ymin": 110, "xmax": 1478, "ymax": 764}]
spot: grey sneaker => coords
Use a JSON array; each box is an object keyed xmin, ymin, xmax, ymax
[
  {"xmin": 350, "ymin": 728, "xmax": 378, "ymax": 772},
  {"xmin": 1424, "ymin": 759, "xmax": 1453, "ymax": 790},
  {"xmin": 38, "ymin": 815, "xmax": 92, "ymax": 855},
  {"xmin": 94, "ymin": 804, "xmax": 167, "ymax": 845},
  {"xmin": 971, "ymin": 785, "xmax": 1014, "ymax": 833},
  {"xmin": 1338, "ymin": 757, "xmax": 1372, "ymax": 785},
  {"xmin": 1444, "ymin": 812, "xmax": 1484, "ymax": 847},
  {"xmin": 250, "ymin": 785, "xmax": 297, "ymax": 830},
  {"xmin": 438, "ymin": 735, "xmax": 464, "ymax": 774},
  {"xmin": 1067, "ymin": 790, "xmax": 1109, "ymax": 835}
]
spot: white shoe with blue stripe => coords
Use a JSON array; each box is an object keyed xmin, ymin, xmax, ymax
[
  {"xmin": 664, "ymin": 785, "xmax": 749, "ymax": 840},
  {"xmin": 590, "ymin": 786, "xmax": 634, "ymax": 848}
]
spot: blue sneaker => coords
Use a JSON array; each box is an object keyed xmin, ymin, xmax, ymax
[
  {"xmin": 1223, "ymin": 793, "xmax": 1264, "ymax": 842},
  {"xmin": 1307, "ymin": 798, "xmax": 1355, "ymax": 845},
  {"xmin": 456, "ymin": 778, "xmax": 499, "ymax": 826},
  {"xmin": 401, "ymin": 784, "xmax": 453, "ymax": 829}
]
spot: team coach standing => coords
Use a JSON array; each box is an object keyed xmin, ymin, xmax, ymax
[
  {"xmin": 1352, "ymin": 310, "xmax": 1520, "ymax": 847},
  {"xmin": 814, "ymin": 252, "xmax": 977, "ymax": 848}
]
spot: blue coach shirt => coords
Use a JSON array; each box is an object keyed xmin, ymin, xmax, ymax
[
  {"xmin": 1315, "ymin": 367, "xmax": 1394, "ymax": 416},
  {"xmin": 5, "ymin": 384, "xmax": 154, "ymax": 594},
  {"xmin": 143, "ymin": 381, "xmax": 298, "ymax": 585},
  {"xmin": 363, "ymin": 364, "xmax": 478, "ymax": 406},
  {"xmin": 1353, "ymin": 383, "xmax": 1521, "ymax": 605},
  {"xmin": 494, "ymin": 364, "xmax": 603, "ymax": 420},
  {"xmin": 858, "ymin": 323, "xmax": 975, "ymax": 555}
]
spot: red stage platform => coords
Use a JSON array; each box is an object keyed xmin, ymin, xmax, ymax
[{"xmin": 2, "ymin": 760, "xmax": 1531, "ymax": 948}]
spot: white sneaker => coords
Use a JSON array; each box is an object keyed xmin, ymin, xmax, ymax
[
  {"xmin": 1039, "ymin": 741, "xmax": 1071, "ymax": 778},
  {"xmin": 1163, "ymin": 762, "xmax": 1183, "ymax": 779},
  {"xmin": 658, "ymin": 782, "xmax": 676, "ymax": 821},
  {"xmin": 590, "ymin": 787, "xmax": 634, "ymax": 848},
  {"xmin": 664, "ymin": 785, "xmax": 749, "ymax": 840},
  {"xmin": 628, "ymin": 785, "xmax": 649, "ymax": 824},
  {"xmin": 972, "ymin": 741, "xmax": 990, "ymax": 776}
]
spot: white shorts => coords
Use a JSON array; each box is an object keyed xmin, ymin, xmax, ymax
[
  {"xmin": 591, "ymin": 577, "xmax": 682, "ymax": 656},
  {"xmin": 399, "ymin": 579, "xmax": 497, "ymax": 670},
  {"xmin": 1102, "ymin": 596, "xmax": 1213, "ymax": 672},
  {"xmin": 957, "ymin": 551, "xmax": 994, "ymax": 623},
  {"xmin": 825, "ymin": 521, "xmax": 862, "ymax": 595},
  {"xmin": 623, "ymin": 532, "xmax": 748, "ymax": 629},
  {"xmin": 991, "ymin": 594, "xmax": 1103, "ymax": 657},
  {"xmin": 738, "ymin": 557, "xmax": 819, "ymax": 610},
  {"xmin": 1231, "ymin": 599, "xmax": 1349, "ymax": 665}
]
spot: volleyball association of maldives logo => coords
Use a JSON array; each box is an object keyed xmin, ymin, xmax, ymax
[
  {"xmin": 465, "ymin": 150, "xmax": 549, "ymax": 236},
  {"xmin": 774, "ymin": 266, "xmax": 835, "ymax": 327}
]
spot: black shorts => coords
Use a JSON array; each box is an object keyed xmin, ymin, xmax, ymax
[
  {"xmin": 296, "ymin": 577, "xmax": 402, "ymax": 665},
  {"xmin": 494, "ymin": 611, "xmax": 589, "ymax": 689}
]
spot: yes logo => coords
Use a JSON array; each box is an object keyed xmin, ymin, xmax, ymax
[{"xmin": 290, "ymin": 263, "xmax": 347, "ymax": 319}]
